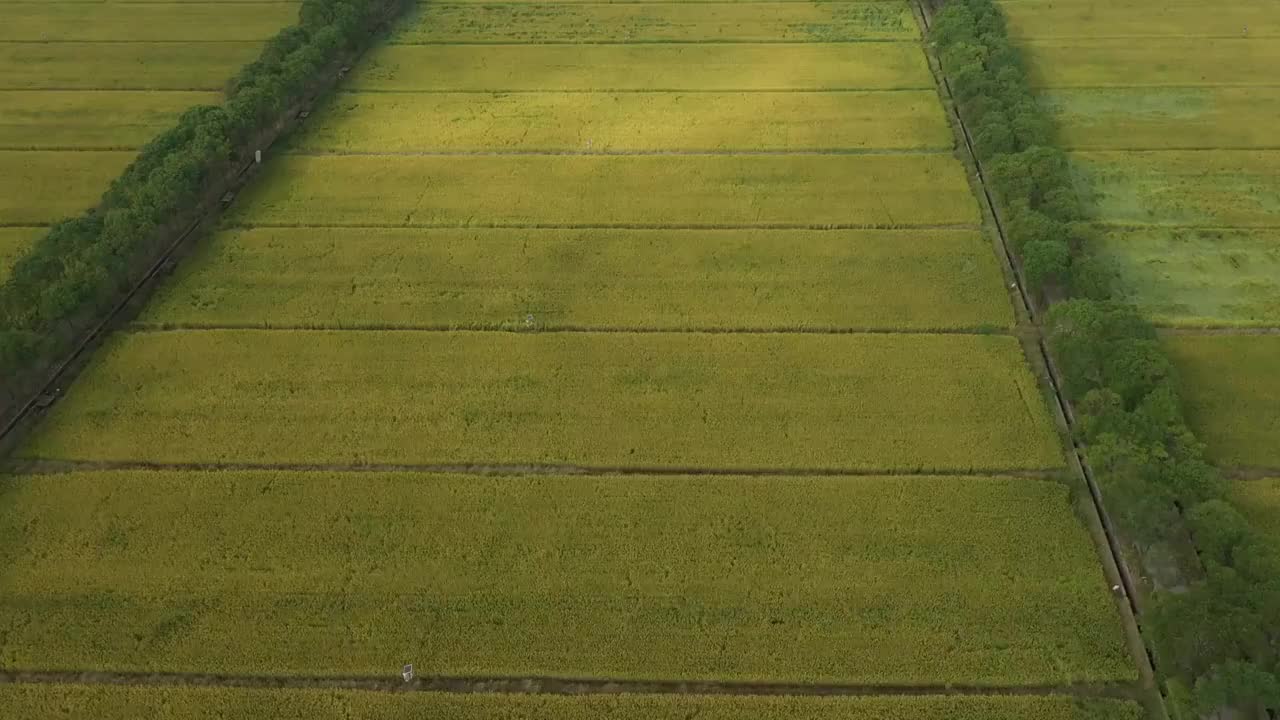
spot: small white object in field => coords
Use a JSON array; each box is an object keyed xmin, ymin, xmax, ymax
[
  {"xmin": 402, "ymin": 664, "xmax": 414, "ymax": 682},
  {"xmin": 255, "ymin": 150, "xmax": 262, "ymax": 164}
]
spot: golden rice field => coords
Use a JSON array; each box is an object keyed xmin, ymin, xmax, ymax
[
  {"xmin": 0, "ymin": 2, "xmax": 298, "ymax": 42},
  {"xmin": 0, "ymin": 0, "xmax": 1142, "ymax": 707},
  {"xmin": 394, "ymin": 1, "xmax": 917, "ymax": 43},
  {"xmin": 349, "ymin": 43, "xmax": 933, "ymax": 91},
  {"xmin": 0, "ymin": 150, "xmax": 132, "ymax": 225},
  {"xmin": 291, "ymin": 90, "xmax": 953, "ymax": 151},
  {"xmin": 139, "ymin": 227, "xmax": 1014, "ymax": 330},
  {"xmin": 21, "ymin": 330, "xmax": 1064, "ymax": 470},
  {"xmin": 1002, "ymin": 0, "xmax": 1277, "ymax": 40},
  {"xmin": 1162, "ymin": 334, "xmax": 1280, "ymax": 468},
  {"xmin": 232, "ymin": 154, "xmax": 979, "ymax": 227},
  {"xmin": 1041, "ymin": 88, "xmax": 1280, "ymax": 150},
  {"xmin": 0, "ymin": 685, "xmax": 1147, "ymax": 720},
  {"xmin": 0, "ymin": 91, "xmax": 220, "ymax": 150},
  {"xmin": 0, "ymin": 471, "xmax": 1128, "ymax": 682}
]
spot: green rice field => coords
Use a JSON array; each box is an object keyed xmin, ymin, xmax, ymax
[
  {"xmin": 1041, "ymin": 88, "xmax": 1280, "ymax": 151},
  {"xmin": 1163, "ymin": 334, "xmax": 1280, "ymax": 468},
  {"xmin": 0, "ymin": 471, "xmax": 1128, "ymax": 682},
  {"xmin": 1003, "ymin": 0, "xmax": 1277, "ymax": 40},
  {"xmin": 0, "ymin": 685, "xmax": 1147, "ymax": 720},
  {"xmin": 1022, "ymin": 39, "xmax": 1280, "ymax": 88},
  {"xmin": 0, "ymin": 2, "xmax": 298, "ymax": 42},
  {"xmin": 21, "ymin": 331, "xmax": 1064, "ymax": 470},
  {"xmin": 140, "ymin": 227, "xmax": 1014, "ymax": 331}
]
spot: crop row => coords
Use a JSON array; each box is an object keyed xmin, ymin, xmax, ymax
[
  {"xmin": 1163, "ymin": 334, "xmax": 1280, "ymax": 467},
  {"xmin": 391, "ymin": 1, "xmax": 917, "ymax": 44},
  {"xmin": 0, "ymin": 685, "xmax": 1147, "ymax": 720},
  {"xmin": 0, "ymin": 41, "xmax": 266, "ymax": 91},
  {"xmin": 0, "ymin": 471, "xmax": 1127, "ymax": 682},
  {"xmin": 349, "ymin": 43, "xmax": 932, "ymax": 91},
  {"xmin": 0, "ymin": 2, "xmax": 297, "ymax": 42},
  {"xmin": 231, "ymin": 154, "xmax": 979, "ymax": 227},
  {"xmin": 0, "ymin": 150, "xmax": 131, "ymax": 225},
  {"xmin": 290, "ymin": 90, "xmax": 952, "ymax": 152},
  {"xmin": 22, "ymin": 330, "xmax": 1064, "ymax": 471},
  {"xmin": 140, "ymin": 227, "xmax": 1013, "ymax": 331},
  {"xmin": 0, "ymin": 91, "xmax": 221, "ymax": 150}
]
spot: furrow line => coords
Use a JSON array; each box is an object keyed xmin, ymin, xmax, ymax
[
  {"xmin": 127, "ymin": 322, "xmax": 1014, "ymax": 335},
  {"xmin": 0, "ymin": 670, "xmax": 1140, "ymax": 699},
  {"xmin": 386, "ymin": 39, "xmax": 918, "ymax": 45},
  {"xmin": 284, "ymin": 147, "xmax": 954, "ymax": 156},
  {"xmin": 338, "ymin": 87, "xmax": 937, "ymax": 94},
  {"xmin": 225, "ymin": 221, "xmax": 982, "ymax": 230},
  {"xmin": 4, "ymin": 459, "xmax": 1065, "ymax": 479}
]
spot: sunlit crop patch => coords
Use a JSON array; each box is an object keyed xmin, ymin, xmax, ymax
[{"xmin": 0, "ymin": 471, "xmax": 1126, "ymax": 682}]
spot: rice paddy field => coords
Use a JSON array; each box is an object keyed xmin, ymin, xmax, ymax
[
  {"xmin": 0, "ymin": 0, "xmax": 1146, "ymax": 715},
  {"xmin": 1003, "ymin": 0, "xmax": 1280, "ymax": 488},
  {"xmin": 0, "ymin": 685, "xmax": 1147, "ymax": 720},
  {"xmin": 0, "ymin": 1, "xmax": 297, "ymax": 260}
]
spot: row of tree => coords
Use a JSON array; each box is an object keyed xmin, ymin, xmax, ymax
[
  {"xmin": 932, "ymin": 1, "xmax": 1279, "ymax": 717},
  {"xmin": 0, "ymin": 0, "xmax": 406, "ymax": 409}
]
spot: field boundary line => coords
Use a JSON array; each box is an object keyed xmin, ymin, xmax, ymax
[
  {"xmin": 0, "ymin": 86, "xmax": 226, "ymax": 92},
  {"xmin": 0, "ymin": 670, "xmax": 1142, "ymax": 699},
  {"xmin": 387, "ymin": 39, "xmax": 918, "ymax": 45},
  {"xmin": 283, "ymin": 148, "xmax": 954, "ymax": 156},
  {"xmin": 1156, "ymin": 327, "xmax": 1280, "ymax": 336},
  {"xmin": 227, "ymin": 221, "xmax": 981, "ymax": 230},
  {"xmin": 344, "ymin": 87, "xmax": 937, "ymax": 93},
  {"xmin": 5, "ymin": 459, "xmax": 1066, "ymax": 479},
  {"xmin": 125, "ymin": 323, "xmax": 1015, "ymax": 336},
  {"xmin": 912, "ymin": 2, "xmax": 1167, "ymax": 717}
]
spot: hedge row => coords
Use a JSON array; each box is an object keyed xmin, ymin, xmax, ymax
[
  {"xmin": 931, "ymin": 1, "xmax": 1279, "ymax": 717},
  {"xmin": 0, "ymin": 0, "xmax": 405, "ymax": 407}
]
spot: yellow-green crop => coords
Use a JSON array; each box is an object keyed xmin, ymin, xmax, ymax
[
  {"xmin": 394, "ymin": 2, "xmax": 918, "ymax": 43},
  {"xmin": 22, "ymin": 330, "xmax": 1064, "ymax": 471},
  {"xmin": 0, "ymin": 685, "xmax": 1147, "ymax": 720},
  {"xmin": 0, "ymin": 227, "xmax": 39, "ymax": 282},
  {"xmin": 141, "ymin": 227, "xmax": 1013, "ymax": 331},
  {"xmin": 0, "ymin": 471, "xmax": 1128, "ymax": 682},
  {"xmin": 0, "ymin": 41, "xmax": 265, "ymax": 90},
  {"xmin": 292, "ymin": 90, "xmax": 952, "ymax": 152},
  {"xmin": 1162, "ymin": 334, "xmax": 1280, "ymax": 467},
  {"xmin": 1041, "ymin": 88, "xmax": 1280, "ymax": 151},
  {"xmin": 1073, "ymin": 150, "xmax": 1280, "ymax": 228},
  {"xmin": 0, "ymin": 2, "xmax": 298, "ymax": 42},
  {"xmin": 1022, "ymin": 38, "xmax": 1280, "ymax": 88},
  {"xmin": 350, "ymin": 43, "xmax": 933, "ymax": 91},
  {"xmin": 0, "ymin": 150, "xmax": 131, "ymax": 225},
  {"xmin": 0, "ymin": 91, "xmax": 221, "ymax": 150},
  {"xmin": 1003, "ymin": 0, "xmax": 1275, "ymax": 40},
  {"xmin": 233, "ymin": 154, "xmax": 979, "ymax": 227}
]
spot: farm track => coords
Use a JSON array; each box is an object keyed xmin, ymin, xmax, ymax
[
  {"xmin": 226, "ymin": 221, "xmax": 981, "ymax": 230},
  {"xmin": 385, "ymin": 39, "xmax": 917, "ymax": 45},
  {"xmin": 126, "ymin": 322, "xmax": 1015, "ymax": 335},
  {"xmin": 0, "ymin": 669, "xmax": 1142, "ymax": 700},
  {"xmin": 912, "ymin": 1, "xmax": 1166, "ymax": 715},
  {"xmin": 284, "ymin": 148, "xmax": 953, "ymax": 156},
  {"xmin": 5, "ymin": 458, "xmax": 1064, "ymax": 479}
]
